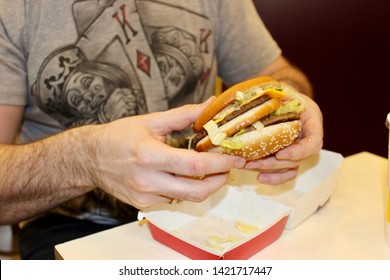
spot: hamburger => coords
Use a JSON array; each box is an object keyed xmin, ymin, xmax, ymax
[{"xmin": 189, "ymin": 76, "xmax": 306, "ymax": 160}]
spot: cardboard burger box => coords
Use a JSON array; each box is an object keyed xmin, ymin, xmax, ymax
[{"xmin": 139, "ymin": 149, "xmax": 343, "ymax": 260}]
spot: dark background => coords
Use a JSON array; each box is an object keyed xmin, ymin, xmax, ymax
[{"xmin": 253, "ymin": 0, "xmax": 390, "ymax": 158}]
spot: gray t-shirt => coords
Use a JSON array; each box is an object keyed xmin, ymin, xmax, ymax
[{"xmin": 0, "ymin": 0, "xmax": 281, "ymax": 224}]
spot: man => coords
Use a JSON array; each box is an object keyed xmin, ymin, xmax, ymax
[{"xmin": 0, "ymin": 0, "xmax": 323, "ymax": 259}]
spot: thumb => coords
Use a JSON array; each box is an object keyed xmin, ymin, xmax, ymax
[{"xmin": 147, "ymin": 96, "xmax": 216, "ymax": 134}]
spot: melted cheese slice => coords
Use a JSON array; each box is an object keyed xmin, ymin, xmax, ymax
[{"xmin": 212, "ymin": 88, "xmax": 285, "ymax": 124}]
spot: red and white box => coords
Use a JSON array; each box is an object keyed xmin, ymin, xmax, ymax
[{"xmin": 139, "ymin": 149, "xmax": 343, "ymax": 259}]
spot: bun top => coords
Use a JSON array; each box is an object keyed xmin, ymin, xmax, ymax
[{"xmin": 193, "ymin": 76, "xmax": 276, "ymax": 132}]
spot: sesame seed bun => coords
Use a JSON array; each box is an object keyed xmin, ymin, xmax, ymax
[
  {"xmin": 193, "ymin": 76, "xmax": 275, "ymax": 133},
  {"xmin": 195, "ymin": 98, "xmax": 281, "ymax": 152},
  {"xmin": 191, "ymin": 76, "xmax": 305, "ymax": 160},
  {"xmin": 208, "ymin": 120, "xmax": 301, "ymax": 160}
]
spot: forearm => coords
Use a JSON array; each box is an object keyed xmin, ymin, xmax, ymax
[
  {"xmin": 0, "ymin": 126, "xmax": 96, "ymax": 224},
  {"xmin": 271, "ymin": 66, "xmax": 313, "ymax": 98},
  {"xmin": 254, "ymin": 56, "xmax": 313, "ymax": 99}
]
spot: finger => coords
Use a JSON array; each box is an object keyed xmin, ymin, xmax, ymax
[
  {"xmin": 112, "ymin": 173, "xmax": 182, "ymax": 209},
  {"xmin": 138, "ymin": 140, "xmax": 245, "ymax": 177},
  {"xmin": 257, "ymin": 168, "xmax": 299, "ymax": 185},
  {"xmin": 244, "ymin": 156, "xmax": 301, "ymax": 171},
  {"xmin": 276, "ymin": 135, "xmax": 323, "ymax": 161},
  {"xmin": 146, "ymin": 97, "xmax": 216, "ymax": 134},
  {"xmin": 276, "ymin": 104, "xmax": 323, "ymax": 161},
  {"xmin": 165, "ymin": 172, "xmax": 229, "ymax": 202},
  {"xmin": 129, "ymin": 192, "xmax": 173, "ymax": 209},
  {"xmin": 131, "ymin": 168, "xmax": 231, "ymax": 205}
]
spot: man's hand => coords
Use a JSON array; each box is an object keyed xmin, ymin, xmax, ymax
[
  {"xmin": 0, "ymin": 100, "xmax": 245, "ymax": 224},
  {"xmin": 243, "ymin": 93, "xmax": 323, "ymax": 185},
  {"xmin": 89, "ymin": 100, "xmax": 246, "ymax": 208}
]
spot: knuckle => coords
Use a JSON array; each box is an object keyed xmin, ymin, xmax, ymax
[
  {"xmin": 167, "ymin": 154, "xmax": 184, "ymax": 169},
  {"xmin": 188, "ymin": 189, "xmax": 209, "ymax": 202},
  {"xmin": 180, "ymin": 104, "xmax": 195, "ymax": 114},
  {"xmin": 131, "ymin": 176, "xmax": 152, "ymax": 193},
  {"xmin": 267, "ymin": 159, "xmax": 280, "ymax": 169},
  {"xmin": 133, "ymin": 197, "xmax": 152, "ymax": 210},
  {"xmin": 136, "ymin": 151, "xmax": 152, "ymax": 167},
  {"xmin": 187, "ymin": 159, "xmax": 207, "ymax": 176}
]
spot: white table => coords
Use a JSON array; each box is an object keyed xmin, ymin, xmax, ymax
[{"xmin": 55, "ymin": 152, "xmax": 390, "ymax": 260}]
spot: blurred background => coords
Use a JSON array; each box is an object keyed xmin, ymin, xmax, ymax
[{"xmin": 253, "ymin": 0, "xmax": 390, "ymax": 158}]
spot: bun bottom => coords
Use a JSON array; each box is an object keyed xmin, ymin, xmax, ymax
[{"xmin": 208, "ymin": 120, "xmax": 301, "ymax": 160}]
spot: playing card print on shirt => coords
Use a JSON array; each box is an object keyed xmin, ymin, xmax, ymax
[{"xmin": 32, "ymin": 0, "xmax": 214, "ymax": 129}]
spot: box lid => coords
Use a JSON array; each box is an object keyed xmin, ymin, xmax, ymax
[{"xmin": 139, "ymin": 149, "xmax": 344, "ymax": 259}]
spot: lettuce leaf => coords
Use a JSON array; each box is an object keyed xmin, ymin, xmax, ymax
[{"xmin": 274, "ymin": 99, "xmax": 305, "ymax": 115}]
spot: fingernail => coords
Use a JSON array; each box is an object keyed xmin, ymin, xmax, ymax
[
  {"xmin": 235, "ymin": 157, "xmax": 246, "ymax": 168},
  {"xmin": 203, "ymin": 96, "xmax": 216, "ymax": 105}
]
